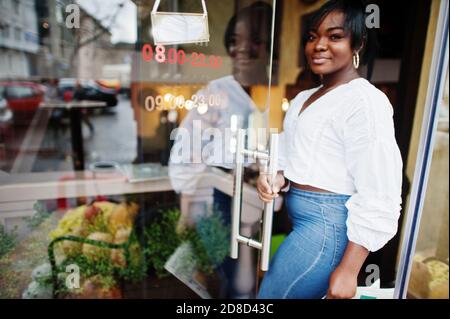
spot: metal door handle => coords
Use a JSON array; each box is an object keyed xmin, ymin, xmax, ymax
[{"xmin": 230, "ymin": 129, "xmax": 278, "ymax": 271}]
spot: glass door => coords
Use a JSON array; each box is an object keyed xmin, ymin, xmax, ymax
[
  {"xmin": 395, "ymin": 0, "xmax": 449, "ymax": 299},
  {"xmin": 132, "ymin": 0, "xmax": 278, "ymax": 299},
  {"xmin": 0, "ymin": 0, "xmax": 279, "ymax": 300}
]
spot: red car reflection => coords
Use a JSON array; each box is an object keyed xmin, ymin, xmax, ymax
[{"xmin": 0, "ymin": 82, "xmax": 45, "ymax": 112}]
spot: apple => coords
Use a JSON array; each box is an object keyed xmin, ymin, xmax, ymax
[{"xmin": 84, "ymin": 205, "xmax": 101, "ymax": 222}]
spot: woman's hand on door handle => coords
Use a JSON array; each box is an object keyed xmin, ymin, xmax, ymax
[{"xmin": 257, "ymin": 172, "xmax": 286, "ymax": 203}]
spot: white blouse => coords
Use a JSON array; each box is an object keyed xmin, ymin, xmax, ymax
[{"xmin": 279, "ymin": 78, "xmax": 403, "ymax": 252}]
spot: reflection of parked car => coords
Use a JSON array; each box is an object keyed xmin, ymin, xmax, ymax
[
  {"xmin": 0, "ymin": 87, "xmax": 12, "ymax": 123},
  {"xmin": 0, "ymin": 94, "xmax": 12, "ymax": 123},
  {"xmin": 0, "ymin": 81, "xmax": 45, "ymax": 112},
  {"xmin": 58, "ymin": 79, "xmax": 118, "ymax": 107},
  {"xmin": 0, "ymin": 91, "xmax": 12, "ymax": 160}
]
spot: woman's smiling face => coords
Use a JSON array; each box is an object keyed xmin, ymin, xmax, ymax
[{"xmin": 305, "ymin": 11, "xmax": 355, "ymax": 76}]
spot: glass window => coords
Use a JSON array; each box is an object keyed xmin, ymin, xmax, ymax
[
  {"xmin": 5, "ymin": 86, "xmax": 35, "ymax": 99},
  {"xmin": 1, "ymin": 25, "xmax": 10, "ymax": 39},
  {"xmin": 407, "ymin": 68, "xmax": 449, "ymax": 299},
  {"xmin": 12, "ymin": 0, "xmax": 19, "ymax": 14},
  {"xmin": 14, "ymin": 27, "xmax": 21, "ymax": 41},
  {"xmin": 0, "ymin": 0, "xmax": 278, "ymax": 300}
]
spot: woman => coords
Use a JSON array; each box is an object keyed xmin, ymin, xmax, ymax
[{"xmin": 257, "ymin": 0, "xmax": 403, "ymax": 299}]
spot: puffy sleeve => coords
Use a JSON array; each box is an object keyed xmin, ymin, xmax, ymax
[{"xmin": 343, "ymin": 95, "xmax": 403, "ymax": 252}]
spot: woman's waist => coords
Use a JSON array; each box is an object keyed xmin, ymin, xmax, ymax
[
  {"xmin": 284, "ymin": 170, "xmax": 355, "ymax": 197},
  {"xmin": 290, "ymin": 182, "xmax": 334, "ymax": 193},
  {"xmin": 286, "ymin": 189, "xmax": 350, "ymax": 225},
  {"xmin": 287, "ymin": 182, "xmax": 351, "ymax": 204}
]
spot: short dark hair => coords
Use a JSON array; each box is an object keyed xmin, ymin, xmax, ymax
[
  {"xmin": 224, "ymin": 1, "xmax": 273, "ymax": 55},
  {"xmin": 303, "ymin": 0, "xmax": 378, "ymax": 79}
]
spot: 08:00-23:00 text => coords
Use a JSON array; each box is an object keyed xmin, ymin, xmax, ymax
[{"xmin": 141, "ymin": 44, "xmax": 223, "ymax": 69}]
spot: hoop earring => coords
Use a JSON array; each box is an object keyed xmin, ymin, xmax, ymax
[{"xmin": 353, "ymin": 52, "xmax": 360, "ymax": 69}]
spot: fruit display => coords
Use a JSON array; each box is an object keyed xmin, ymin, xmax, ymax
[
  {"xmin": 111, "ymin": 228, "xmax": 132, "ymax": 268},
  {"xmin": 48, "ymin": 200, "xmax": 142, "ymax": 298},
  {"xmin": 75, "ymin": 275, "xmax": 123, "ymax": 299},
  {"xmin": 50, "ymin": 201, "xmax": 138, "ymax": 246},
  {"xmin": 409, "ymin": 254, "xmax": 449, "ymax": 299},
  {"xmin": 82, "ymin": 232, "xmax": 114, "ymax": 260},
  {"xmin": 426, "ymin": 258, "xmax": 449, "ymax": 299}
]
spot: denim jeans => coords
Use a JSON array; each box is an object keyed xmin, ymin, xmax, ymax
[{"xmin": 258, "ymin": 187, "xmax": 351, "ymax": 299}]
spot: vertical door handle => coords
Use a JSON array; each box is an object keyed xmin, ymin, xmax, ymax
[{"xmin": 230, "ymin": 129, "xmax": 278, "ymax": 271}]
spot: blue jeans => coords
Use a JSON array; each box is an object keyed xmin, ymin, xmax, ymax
[{"xmin": 258, "ymin": 188, "xmax": 351, "ymax": 299}]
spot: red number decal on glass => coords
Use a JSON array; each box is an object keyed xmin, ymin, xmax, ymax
[
  {"xmin": 142, "ymin": 44, "xmax": 153, "ymax": 62},
  {"xmin": 155, "ymin": 44, "xmax": 166, "ymax": 63},
  {"xmin": 191, "ymin": 52, "xmax": 200, "ymax": 67},
  {"xmin": 167, "ymin": 48, "xmax": 177, "ymax": 64},
  {"xmin": 178, "ymin": 50, "xmax": 186, "ymax": 65},
  {"xmin": 198, "ymin": 54, "xmax": 206, "ymax": 67},
  {"xmin": 208, "ymin": 55, "xmax": 217, "ymax": 68}
]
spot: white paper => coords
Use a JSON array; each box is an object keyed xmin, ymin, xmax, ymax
[{"xmin": 152, "ymin": 14, "xmax": 209, "ymax": 45}]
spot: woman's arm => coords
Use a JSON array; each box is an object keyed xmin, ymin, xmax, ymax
[
  {"xmin": 327, "ymin": 241, "xmax": 369, "ymax": 299},
  {"xmin": 327, "ymin": 96, "xmax": 403, "ymax": 298}
]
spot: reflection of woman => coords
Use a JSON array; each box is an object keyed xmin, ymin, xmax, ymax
[
  {"xmin": 168, "ymin": 2, "xmax": 273, "ymax": 298},
  {"xmin": 257, "ymin": 0, "xmax": 403, "ymax": 299},
  {"xmin": 169, "ymin": 2, "xmax": 273, "ymax": 194}
]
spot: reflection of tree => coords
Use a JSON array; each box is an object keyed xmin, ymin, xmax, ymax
[{"xmin": 68, "ymin": 1, "xmax": 126, "ymax": 75}]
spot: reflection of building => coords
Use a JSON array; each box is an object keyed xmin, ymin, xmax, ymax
[
  {"xmin": 35, "ymin": 0, "xmax": 76, "ymax": 78},
  {"xmin": 35, "ymin": 0, "xmax": 112, "ymax": 79},
  {"xmin": 74, "ymin": 11, "xmax": 135, "ymax": 81},
  {"xmin": 35, "ymin": 0, "xmax": 133, "ymax": 80},
  {"xmin": 0, "ymin": 0, "xmax": 39, "ymax": 78},
  {"xmin": 73, "ymin": 6, "xmax": 112, "ymax": 80}
]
